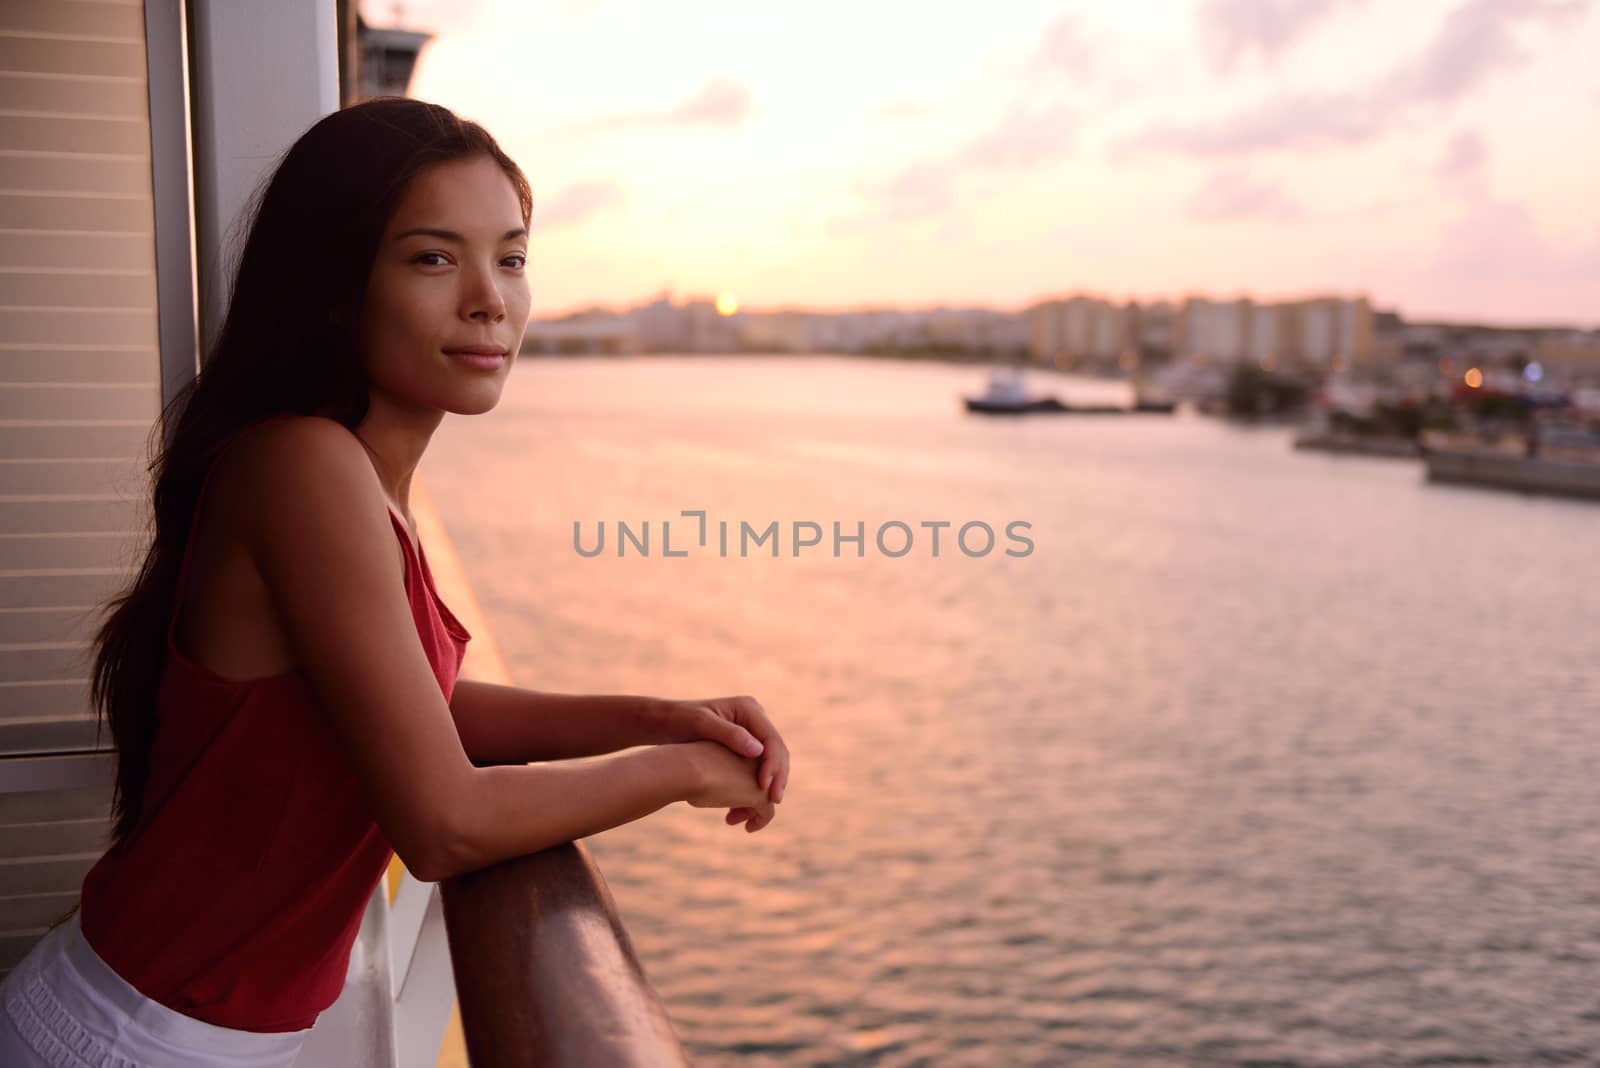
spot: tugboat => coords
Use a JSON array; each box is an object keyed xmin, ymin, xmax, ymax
[{"xmin": 962, "ymin": 367, "xmax": 1069, "ymax": 414}]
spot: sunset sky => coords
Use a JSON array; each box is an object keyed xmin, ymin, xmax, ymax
[{"xmin": 363, "ymin": 0, "xmax": 1600, "ymax": 325}]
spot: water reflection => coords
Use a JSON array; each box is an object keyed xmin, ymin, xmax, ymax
[{"xmin": 427, "ymin": 356, "xmax": 1600, "ymax": 1067}]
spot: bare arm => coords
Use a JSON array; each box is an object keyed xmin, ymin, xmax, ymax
[
  {"xmin": 449, "ymin": 683, "xmax": 771, "ymax": 770},
  {"xmin": 449, "ymin": 681, "xmax": 675, "ymax": 765},
  {"xmin": 238, "ymin": 418, "xmax": 768, "ymax": 883},
  {"xmin": 447, "ymin": 745, "xmax": 692, "ymax": 873}
]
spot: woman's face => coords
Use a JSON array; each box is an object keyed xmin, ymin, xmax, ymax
[{"xmin": 359, "ymin": 155, "xmax": 532, "ymax": 417}]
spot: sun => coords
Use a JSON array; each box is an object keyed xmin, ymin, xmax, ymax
[{"xmin": 715, "ymin": 292, "xmax": 740, "ymax": 316}]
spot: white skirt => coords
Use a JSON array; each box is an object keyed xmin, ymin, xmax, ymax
[{"xmin": 0, "ymin": 910, "xmax": 313, "ymax": 1067}]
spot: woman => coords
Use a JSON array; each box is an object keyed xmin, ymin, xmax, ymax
[{"xmin": 0, "ymin": 97, "xmax": 789, "ymax": 1067}]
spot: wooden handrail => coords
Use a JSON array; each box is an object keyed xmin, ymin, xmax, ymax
[
  {"xmin": 412, "ymin": 475, "xmax": 685, "ymax": 1066},
  {"xmin": 439, "ymin": 841, "xmax": 689, "ymax": 1067}
]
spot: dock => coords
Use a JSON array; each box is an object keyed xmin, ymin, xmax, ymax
[
  {"xmin": 1424, "ymin": 448, "xmax": 1600, "ymax": 502},
  {"xmin": 1293, "ymin": 432, "xmax": 1422, "ymax": 460}
]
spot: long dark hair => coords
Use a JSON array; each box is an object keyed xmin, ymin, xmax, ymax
[{"xmin": 92, "ymin": 98, "xmax": 532, "ymax": 849}]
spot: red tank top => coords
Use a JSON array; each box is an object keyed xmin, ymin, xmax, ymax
[{"xmin": 78, "ymin": 416, "xmax": 471, "ymax": 1032}]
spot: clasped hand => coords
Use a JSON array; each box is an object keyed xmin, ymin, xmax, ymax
[{"xmin": 662, "ymin": 695, "xmax": 790, "ymax": 833}]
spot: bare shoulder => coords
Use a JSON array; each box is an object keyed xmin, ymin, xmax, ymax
[
  {"xmin": 226, "ymin": 415, "xmax": 372, "ymax": 490},
  {"xmin": 203, "ymin": 415, "xmax": 398, "ymax": 576},
  {"xmin": 218, "ymin": 415, "xmax": 381, "ymax": 522}
]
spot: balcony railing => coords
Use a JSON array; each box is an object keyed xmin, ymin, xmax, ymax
[
  {"xmin": 441, "ymin": 844, "xmax": 688, "ymax": 1066},
  {"xmin": 410, "ymin": 475, "xmax": 687, "ymax": 1067}
]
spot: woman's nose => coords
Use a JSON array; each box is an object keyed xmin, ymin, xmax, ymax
[{"xmin": 462, "ymin": 267, "xmax": 506, "ymax": 322}]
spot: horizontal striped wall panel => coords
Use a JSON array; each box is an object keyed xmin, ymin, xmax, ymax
[
  {"xmin": 0, "ymin": 272, "xmax": 158, "ymax": 309},
  {"xmin": 0, "ymin": 645, "xmax": 95, "ymax": 684},
  {"xmin": 0, "ymin": 850, "xmax": 103, "ymax": 897},
  {"xmin": 0, "ymin": 231, "xmax": 154, "ymax": 271},
  {"xmin": 0, "ymin": 154, "xmax": 152, "ymax": 195},
  {"xmin": 0, "ymin": 781, "xmax": 111, "ymax": 824},
  {"xmin": 0, "ymin": 2, "xmax": 144, "ymax": 39},
  {"xmin": 0, "ymin": 607, "xmax": 111, "ymax": 646},
  {"xmin": 0, "ymin": 348, "xmax": 159, "ymax": 382},
  {"xmin": 0, "ymin": 382, "xmax": 160, "ymax": 420},
  {"xmin": 0, "ymin": 308, "xmax": 157, "ymax": 348},
  {"xmin": 0, "ymin": 717, "xmax": 104, "ymax": 756},
  {"xmin": 0, "ymin": 191, "xmax": 155, "ymax": 232},
  {"xmin": 0, "ymin": 39, "xmax": 146, "ymax": 80},
  {"xmin": 0, "ymin": 72, "xmax": 148, "ymax": 118},
  {"xmin": 0, "ymin": 817, "xmax": 109, "ymax": 864},
  {"xmin": 0, "ymin": 496, "xmax": 146, "ymax": 535},
  {"xmin": 0, "ymin": 1, "xmax": 162, "ymax": 864},
  {"xmin": 0, "ymin": 681, "xmax": 89, "ymax": 721},
  {"xmin": 0, "ymin": 569, "xmax": 130, "ymax": 610},
  {"xmin": 0, "ymin": 422, "xmax": 153, "ymax": 458},
  {"xmin": 1, "ymin": 114, "xmax": 150, "ymax": 157},
  {"xmin": 2, "ymin": 890, "xmax": 84, "ymax": 937},
  {"xmin": 0, "ymin": 457, "xmax": 150, "ymax": 497},
  {"xmin": 0, "ymin": 758, "xmax": 116, "ymax": 979}
]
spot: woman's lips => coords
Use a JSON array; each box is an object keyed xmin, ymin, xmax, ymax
[{"xmin": 443, "ymin": 348, "xmax": 506, "ymax": 370}]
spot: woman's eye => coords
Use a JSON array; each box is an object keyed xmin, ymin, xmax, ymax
[
  {"xmin": 502, "ymin": 254, "xmax": 527, "ymax": 269},
  {"xmin": 413, "ymin": 252, "xmax": 450, "ymax": 267}
]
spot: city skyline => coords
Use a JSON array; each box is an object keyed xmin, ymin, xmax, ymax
[
  {"xmin": 537, "ymin": 287, "xmax": 1588, "ymax": 335},
  {"xmin": 366, "ymin": 0, "xmax": 1600, "ymax": 327}
]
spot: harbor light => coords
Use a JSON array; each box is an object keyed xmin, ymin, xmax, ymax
[
  {"xmin": 1463, "ymin": 367, "xmax": 1484, "ymax": 389},
  {"xmin": 715, "ymin": 292, "xmax": 739, "ymax": 316}
]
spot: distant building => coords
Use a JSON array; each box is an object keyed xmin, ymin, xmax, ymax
[
  {"xmin": 522, "ymin": 313, "xmax": 638, "ymax": 355},
  {"xmin": 684, "ymin": 297, "xmax": 740, "ymax": 353},
  {"xmin": 1130, "ymin": 301, "xmax": 1177, "ymax": 364},
  {"xmin": 629, "ymin": 293, "xmax": 690, "ymax": 351},
  {"xmin": 1290, "ymin": 297, "xmax": 1373, "ymax": 368},
  {"xmin": 1403, "ymin": 322, "xmax": 1547, "ymax": 369},
  {"xmin": 1026, "ymin": 295, "xmax": 1130, "ymax": 367},
  {"xmin": 739, "ymin": 311, "xmax": 815, "ymax": 352},
  {"xmin": 567, "ymin": 290, "xmax": 1575, "ymax": 376},
  {"xmin": 923, "ymin": 307, "xmax": 1028, "ymax": 354},
  {"xmin": 624, "ymin": 291, "xmax": 741, "ymax": 353},
  {"xmin": 1179, "ymin": 297, "xmax": 1250, "ymax": 364},
  {"xmin": 1532, "ymin": 332, "xmax": 1600, "ymax": 385},
  {"xmin": 1175, "ymin": 295, "xmax": 1373, "ymax": 368},
  {"xmin": 819, "ymin": 309, "xmax": 925, "ymax": 352},
  {"xmin": 1028, "ymin": 301, "xmax": 1059, "ymax": 362},
  {"xmin": 1245, "ymin": 303, "xmax": 1282, "ymax": 366}
]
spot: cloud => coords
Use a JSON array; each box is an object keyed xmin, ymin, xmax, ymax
[
  {"xmin": 666, "ymin": 78, "xmax": 752, "ymax": 126},
  {"xmin": 1186, "ymin": 170, "xmax": 1307, "ymax": 220},
  {"xmin": 534, "ymin": 179, "xmax": 627, "ymax": 231},
  {"xmin": 833, "ymin": 103, "xmax": 1077, "ymax": 234},
  {"xmin": 570, "ymin": 77, "xmax": 752, "ymax": 135},
  {"xmin": 875, "ymin": 97, "xmax": 931, "ymax": 121},
  {"xmin": 1425, "ymin": 116, "xmax": 1597, "ymax": 297},
  {"xmin": 1434, "ymin": 130, "xmax": 1487, "ymax": 192},
  {"xmin": 1027, "ymin": 13, "xmax": 1097, "ymax": 82},
  {"xmin": 954, "ymin": 103, "xmax": 1077, "ymax": 169},
  {"xmin": 863, "ymin": 158, "xmax": 957, "ymax": 218},
  {"xmin": 1383, "ymin": 0, "xmax": 1583, "ymax": 104},
  {"xmin": 1122, "ymin": 0, "xmax": 1583, "ymax": 157},
  {"xmin": 1122, "ymin": 90, "xmax": 1381, "ymax": 155},
  {"xmin": 1017, "ymin": 12, "xmax": 1159, "ymax": 105},
  {"xmin": 1433, "ymin": 196, "xmax": 1600, "ymax": 287},
  {"xmin": 1197, "ymin": 0, "xmax": 1368, "ymax": 72}
]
